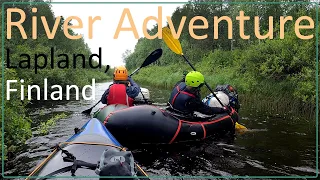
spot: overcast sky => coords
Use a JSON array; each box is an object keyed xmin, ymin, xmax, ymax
[{"xmin": 51, "ymin": 0, "xmax": 188, "ymax": 67}]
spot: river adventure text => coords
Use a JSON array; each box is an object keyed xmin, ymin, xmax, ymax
[
  {"xmin": 6, "ymin": 78, "xmax": 96, "ymax": 101},
  {"xmin": 6, "ymin": 6, "xmax": 315, "ymax": 40}
]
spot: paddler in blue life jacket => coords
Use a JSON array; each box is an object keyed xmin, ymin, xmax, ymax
[
  {"xmin": 100, "ymin": 66, "xmax": 141, "ymax": 107},
  {"xmin": 168, "ymin": 71, "xmax": 228, "ymax": 119}
]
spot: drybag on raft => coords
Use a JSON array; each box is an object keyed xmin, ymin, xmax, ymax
[
  {"xmin": 202, "ymin": 84, "xmax": 240, "ymax": 112},
  {"xmin": 95, "ymin": 148, "xmax": 140, "ymax": 179}
]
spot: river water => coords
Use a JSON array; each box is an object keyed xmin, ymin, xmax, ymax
[{"xmin": 4, "ymin": 82, "xmax": 317, "ymax": 179}]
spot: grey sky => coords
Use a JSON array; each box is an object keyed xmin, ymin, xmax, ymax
[{"xmin": 51, "ymin": 0, "xmax": 187, "ymax": 67}]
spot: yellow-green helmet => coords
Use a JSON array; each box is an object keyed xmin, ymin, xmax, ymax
[{"xmin": 185, "ymin": 71, "xmax": 205, "ymax": 87}]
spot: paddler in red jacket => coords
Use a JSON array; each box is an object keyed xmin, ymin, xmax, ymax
[{"xmin": 100, "ymin": 66, "xmax": 141, "ymax": 107}]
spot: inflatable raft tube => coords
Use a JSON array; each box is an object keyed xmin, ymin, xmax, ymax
[
  {"xmin": 102, "ymin": 105, "xmax": 239, "ymax": 145},
  {"xmin": 93, "ymin": 104, "xmax": 129, "ymax": 122}
]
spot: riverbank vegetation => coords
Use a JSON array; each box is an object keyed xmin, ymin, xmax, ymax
[
  {"xmin": 0, "ymin": 0, "xmax": 109, "ymax": 160},
  {"xmin": 36, "ymin": 113, "xmax": 68, "ymax": 136},
  {"xmin": 124, "ymin": 0, "xmax": 318, "ymax": 118}
]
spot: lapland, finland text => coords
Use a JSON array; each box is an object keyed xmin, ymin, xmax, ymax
[{"xmin": 6, "ymin": 78, "xmax": 96, "ymax": 101}]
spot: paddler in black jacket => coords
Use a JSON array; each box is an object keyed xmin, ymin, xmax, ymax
[{"xmin": 168, "ymin": 71, "xmax": 228, "ymax": 119}]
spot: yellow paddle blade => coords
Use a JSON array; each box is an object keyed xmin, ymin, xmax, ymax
[
  {"xmin": 235, "ymin": 122, "xmax": 248, "ymax": 134},
  {"xmin": 162, "ymin": 27, "xmax": 183, "ymax": 55},
  {"xmin": 235, "ymin": 122, "xmax": 247, "ymax": 130}
]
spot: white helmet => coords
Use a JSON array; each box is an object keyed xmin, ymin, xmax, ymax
[{"xmin": 204, "ymin": 91, "xmax": 229, "ymax": 108}]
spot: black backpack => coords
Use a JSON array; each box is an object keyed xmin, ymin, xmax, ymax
[{"xmin": 95, "ymin": 148, "xmax": 137, "ymax": 180}]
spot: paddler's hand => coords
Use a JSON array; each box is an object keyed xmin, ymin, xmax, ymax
[
  {"xmin": 183, "ymin": 70, "xmax": 188, "ymax": 76},
  {"xmin": 127, "ymin": 76, "xmax": 133, "ymax": 82},
  {"xmin": 180, "ymin": 71, "xmax": 188, "ymax": 82},
  {"xmin": 127, "ymin": 76, "xmax": 132, "ymax": 86}
]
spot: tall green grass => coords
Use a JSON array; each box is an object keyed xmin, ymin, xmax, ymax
[{"xmin": 133, "ymin": 65, "xmax": 315, "ymax": 119}]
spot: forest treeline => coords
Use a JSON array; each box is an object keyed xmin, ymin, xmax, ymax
[
  {"xmin": 124, "ymin": 0, "xmax": 318, "ymax": 116},
  {"xmin": 0, "ymin": 0, "xmax": 110, "ymax": 160}
]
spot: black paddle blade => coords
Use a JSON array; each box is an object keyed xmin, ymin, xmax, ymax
[
  {"xmin": 82, "ymin": 100, "xmax": 101, "ymax": 115},
  {"xmin": 82, "ymin": 108, "xmax": 93, "ymax": 115},
  {"xmin": 140, "ymin": 48, "xmax": 162, "ymax": 68}
]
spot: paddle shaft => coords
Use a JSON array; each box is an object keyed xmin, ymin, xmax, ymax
[
  {"xmin": 83, "ymin": 68, "xmax": 146, "ymax": 114},
  {"xmin": 130, "ymin": 69, "xmax": 148, "ymax": 103},
  {"xmin": 162, "ymin": 27, "xmax": 244, "ymax": 130},
  {"xmin": 82, "ymin": 49, "xmax": 162, "ymax": 114},
  {"xmin": 129, "ymin": 68, "xmax": 140, "ymax": 77},
  {"xmin": 139, "ymin": 90, "xmax": 148, "ymax": 103},
  {"xmin": 183, "ymin": 54, "xmax": 245, "ymax": 130},
  {"xmin": 181, "ymin": 54, "xmax": 225, "ymax": 108},
  {"xmin": 93, "ymin": 100, "xmax": 101, "ymax": 107}
]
